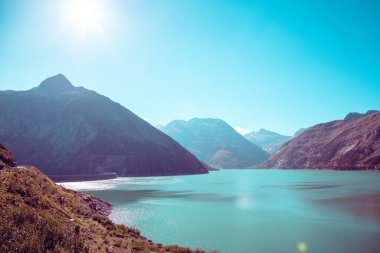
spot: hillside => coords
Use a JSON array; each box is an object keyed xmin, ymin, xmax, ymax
[
  {"xmin": 0, "ymin": 74, "xmax": 208, "ymax": 177},
  {"xmin": 0, "ymin": 165, "xmax": 208, "ymax": 252},
  {"xmin": 0, "ymin": 144, "xmax": 16, "ymax": 169},
  {"xmin": 160, "ymin": 118, "xmax": 269, "ymax": 169},
  {"xmin": 244, "ymin": 129, "xmax": 291, "ymax": 153},
  {"xmin": 260, "ymin": 111, "xmax": 380, "ymax": 170}
]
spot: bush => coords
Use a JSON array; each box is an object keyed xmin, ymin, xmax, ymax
[{"xmin": 0, "ymin": 206, "xmax": 87, "ymax": 253}]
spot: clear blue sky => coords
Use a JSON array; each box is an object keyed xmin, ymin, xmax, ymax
[{"xmin": 1, "ymin": 0, "xmax": 379, "ymax": 135}]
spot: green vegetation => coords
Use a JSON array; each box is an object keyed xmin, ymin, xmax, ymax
[{"xmin": 0, "ymin": 167, "xmax": 217, "ymax": 253}]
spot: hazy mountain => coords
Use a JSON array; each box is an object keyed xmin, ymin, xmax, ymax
[
  {"xmin": 0, "ymin": 74, "xmax": 208, "ymax": 176},
  {"xmin": 244, "ymin": 129, "xmax": 291, "ymax": 153},
  {"xmin": 260, "ymin": 111, "xmax": 380, "ymax": 170},
  {"xmin": 160, "ymin": 118, "xmax": 269, "ymax": 169}
]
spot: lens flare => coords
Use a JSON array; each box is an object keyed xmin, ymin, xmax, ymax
[{"xmin": 297, "ymin": 242, "xmax": 308, "ymax": 252}]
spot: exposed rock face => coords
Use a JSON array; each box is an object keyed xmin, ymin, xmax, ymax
[
  {"xmin": 0, "ymin": 144, "xmax": 16, "ymax": 169},
  {"xmin": 244, "ymin": 129, "xmax": 291, "ymax": 153},
  {"xmin": 260, "ymin": 111, "xmax": 380, "ymax": 170},
  {"xmin": 160, "ymin": 118, "xmax": 269, "ymax": 169},
  {"xmin": 0, "ymin": 74, "xmax": 208, "ymax": 176}
]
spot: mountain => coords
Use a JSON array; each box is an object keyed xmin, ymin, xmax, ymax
[
  {"xmin": 160, "ymin": 118, "xmax": 269, "ymax": 169},
  {"xmin": 294, "ymin": 128, "xmax": 307, "ymax": 136},
  {"xmin": 343, "ymin": 110, "xmax": 378, "ymax": 121},
  {"xmin": 0, "ymin": 144, "xmax": 16, "ymax": 169},
  {"xmin": 244, "ymin": 129, "xmax": 291, "ymax": 153},
  {"xmin": 260, "ymin": 111, "xmax": 380, "ymax": 170},
  {"xmin": 0, "ymin": 163, "xmax": 205, "ymax": 251},
  {"xmin": 0, "ymin": 74, "xmax": 208, "ymax": 177}
]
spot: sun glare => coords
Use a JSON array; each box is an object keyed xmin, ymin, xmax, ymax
[{"xmin": 62, "ymin": 0, "xmax": 108, "ymax": 39}]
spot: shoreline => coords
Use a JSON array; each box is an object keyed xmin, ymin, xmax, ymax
[
  {"xmin": 0, "ymin": 167, "xmax": 209, "ymax": 252},
  {"xmin": 48, "ymin": 172, "xmax": 118, "ymax": 182},
  {"xmin": 56, "ymin": 168, "xmax": 380, "ymax": 183}
]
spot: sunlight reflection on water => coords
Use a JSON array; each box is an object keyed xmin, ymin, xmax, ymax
[
  {"xmin": 62, "ymin": 176, "xmax": 182, "ymax": 191},
  {"xmin": 64, "ymin": 170, "xmax": 380, "ymax": 253}
]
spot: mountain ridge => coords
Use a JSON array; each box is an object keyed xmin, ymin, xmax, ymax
[
  {"xmin": 344, "ymin": 110, "xmax": 378, "ymax": 121},
  {"xmin": 244, "ymin": 129, "xmax": 291, "ymax": 153},
  {"xmin": 0, "ymin": 74, "xmax": 208, "ymax": 177},
  {"xmin": 260, "ymin": 111, "xmax": 380, "ymax": 170},
  {"xmin": 161, "ymin": 118, "xmax": 269, "ymax": 169}
]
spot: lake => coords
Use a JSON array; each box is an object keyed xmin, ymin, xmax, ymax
[{"xmin": 63, "ymin": 170, "xmax": 380, "ymax": 253}]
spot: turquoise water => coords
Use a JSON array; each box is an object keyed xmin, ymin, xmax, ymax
[{"xmin": 64, "ymin": 170, "xmax": 380, "ymax": 253}]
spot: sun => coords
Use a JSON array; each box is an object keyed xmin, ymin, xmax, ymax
[{"xmin": 62, "ymin": 0, "xmax": 107, "ymax": 39}]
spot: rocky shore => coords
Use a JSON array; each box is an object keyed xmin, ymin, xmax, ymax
[
  {"xmin": 0, "ymin": 167, "xmax": 208, "ymax": 252},
  {"xmin": 0, "ymin": 144, "xmax": 210, "ymax": 252}
]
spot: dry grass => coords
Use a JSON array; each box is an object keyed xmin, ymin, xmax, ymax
[{"xmin": 0, "ymin": 167, "xmax": 217, "ymax": 253}]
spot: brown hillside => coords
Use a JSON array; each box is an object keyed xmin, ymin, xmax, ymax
[
  {"xmin": 260, "ymin": 111, "xmax": 380, "ymax": 170},
  {"xmin": 0, "ymin": 144, "xmax": 17, "ymax": 169},
  {"xmin": 0, "ymin": 167, "xmax": 208, "ymax": 253}
]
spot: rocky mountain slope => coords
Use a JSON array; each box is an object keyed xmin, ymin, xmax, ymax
[
  {"xmin": 0, "ymin": 144, "xmax": 17, "ymax": 169},
  {"xmin": 244, "ymin": 129, "xmax": 291, "ymax": 153},
  {"xmin": 293, "ymin": 128, "xmax": 307, "ymax": 136},
  {"xmin": 260, "ymin": 111, "xmax": 380, "ymax": 170},
  {"xmin": 0, "ymin": 74, "xmax": 208, "ymax": 177},
  {"xmin": 160, "ymin": 118, "xmax": 269, "ymax": 169},
  {"xmin": 343, "ymin": 110, "xmax": 378, "ymax": 121},
  {"xmin": 0, "ymin": 157, "xmax": 207, "ymax": 252}
]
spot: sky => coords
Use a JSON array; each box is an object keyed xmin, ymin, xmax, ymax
[{"xmin": 0, "ymin": 0, "xmax": 379, "ymax": 136}]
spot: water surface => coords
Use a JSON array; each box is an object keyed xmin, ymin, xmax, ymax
[{"xmin": 64, "ymin": 170, "xmax": 380, "ymax": 253}]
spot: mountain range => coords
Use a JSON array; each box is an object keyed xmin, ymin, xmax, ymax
[
  {"xmin": 261, "ymin": 110, "xmax": 380, "ymax": 170},
  {"xmin": 0, "ymin": 74, "xmax": 208, "ymax": 177},
  {"xmin": 1, "ymin": 74, "xmax": 378, "ymax": 173},
  {"xmin": 244, "ymin": 129, "xmax": 292, "ymax": 153},
  {"xmin": 160, "ymin": 118, "xmax": 269, "ymax": 169}
]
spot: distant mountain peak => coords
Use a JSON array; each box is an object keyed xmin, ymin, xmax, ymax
[
  {"xmin": 189, "ymin": 118, "xmax": 224, "ymax": 123},
  {"xmin": 168, "ymin": 119, "xmax": 187, "ymax": 125},
  {"xmin": 244, "ymin": 129, "xmax": 292, "ymax": 154},
  {"xmin": 161, "ymin": 118, "xmax": 269, "ymax": 169},
  {"xmin": 167, "ymin": 118, "xmax": 230, "ymax": 129},
  {"xmin": 36, "ymin": 74, "xmax": 75, "ymax": 94},
  {"xmin": 188, "ymin": 118, "xmax": 230, "ymax": 128},
  {"xmin": 257, "ymin": 128, "xmax": 273, "ymax": 134}
]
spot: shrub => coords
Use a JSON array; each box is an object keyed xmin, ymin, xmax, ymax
[{"xmin": 0, "ymin": 206, "xmax": 87, "ymax": 253}]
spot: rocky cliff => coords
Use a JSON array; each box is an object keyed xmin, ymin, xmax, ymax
[
  {"xmin": 260, "ymin": 111, "xmax": 380, "ymax": 170},
  {"xmin": 0, "ymin": 74, "xmax": 208, "ymax": 176}
]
